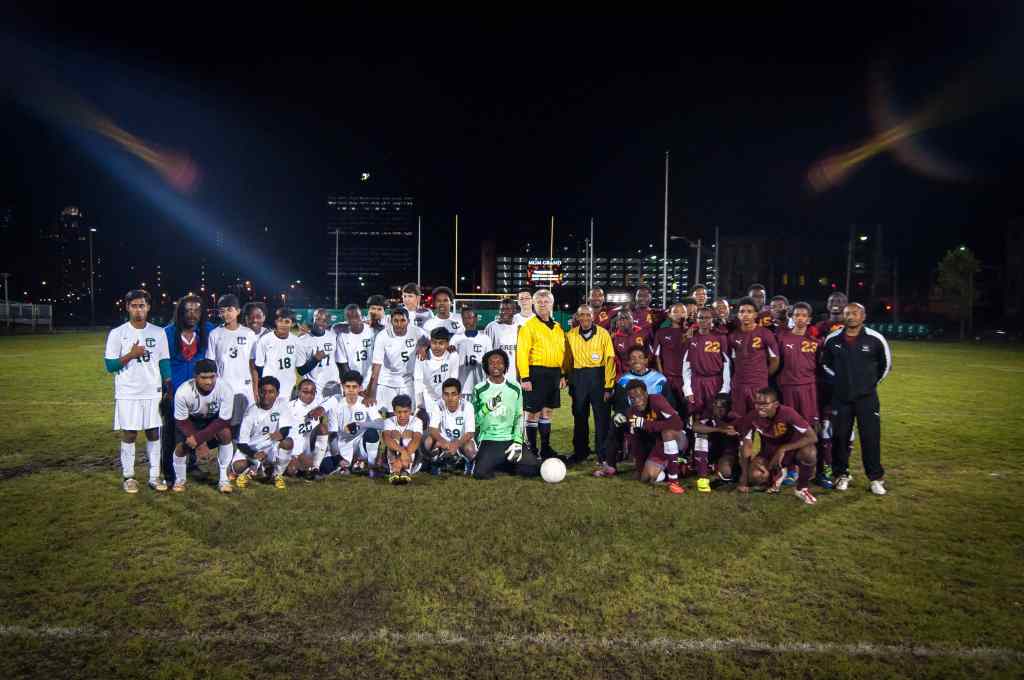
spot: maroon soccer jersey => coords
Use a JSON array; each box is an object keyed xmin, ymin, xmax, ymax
[
  {"xmin": 654, "ymin": 327, "xmax": 686, "ymax": 378},
  {"xmin": 735, "ymin": 404, "xmax": 811, "ymax": 446},
  {"xmin": 756, "ymin": 309, "xmax": 776, "ymax": 330},
  {"xmin": 811, "ymin": 319, "xmax": 844, "ymax": 340},
  {"xmin": 626, "ymin": 394, "xmax": 682, "ymax": 432},
  {"xmin": 612, "ymin": 327, "xmax": 651, "ymax": 378},
  {"xmin": 728, "ymin": 326, "xmax": 779, "ymax": 386},
  {"xmin": 775, "ymin": 330, "xmax": 820, "ymax": 386},
  {"xmin": 633, "ymin": 307, "xmax": 665, "ymax": 336},
  {"xmin": 594, "ymin": 305, "xmax": 618, "ymax": 331}
]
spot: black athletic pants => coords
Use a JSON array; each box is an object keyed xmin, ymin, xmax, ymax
[
  {"xmin": 472, "ymin": 440, "xmax": 541, "ymax": 480},
  {"xmin": 570, "ymin": 367, "xmax": 610, "ymax": 462},
  {"xmin": 831, "ymin": 390, "xmax": 884, "ymax": 481}
]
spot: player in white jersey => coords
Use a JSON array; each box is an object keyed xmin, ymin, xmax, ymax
[
  {"xmin": 323, "ymin": 370, "xmax": 388, "ymax": 475},
  {"xmin": 172, "ymin": 359, "xmax": 235, "ymax": 493},
  {"xmin": 366, "ymin": 307, "xmax": 425, "ymax": 412},
  {"xmin": 485, "ymin": 298, "xmax": 520, "ymax": 381},
  {"xmin": 365, "ymin": 294, "xmax": 388, "ymax": 335},
  {"xmin": 424, "ymin": 379, "xmax": 478, "ymax": 475},
  {"xmin": 450, "ymin": 305, "xmax": 492, "ymax": 398},
  {"xmin": 232, "ymin": 376, "xmax": 296, "ymax": 490},
  {"xmin": 337, "ymin": 304, "xmax": 377, "ymax": 391},
  {"xmin": 422, "ymin": 286, "xmax": 463, "ymax": 336},
  {"xmin": 286, "ymin": 379, "xmax": 331, "ymax": 477},
  {"xmin": 207, "ymin": 294, "xmax": 258, "ymax": 419},
  {"xmin": 381, "ymin": 394, "xmax": 424, "ymax": 484},
  {"xmin": 414, "ymin": 327, "xmax": 460, "ymax": 412},
  {"xmin": 512, "ymin": 288, "xmax": 535, "ymax": 327},
  {"xmin": 297, "ymin": 308, "xmax": 343, "ymax": 400},
  {"xmin": 254, "ymin": 307, "xmax": 300, "ymax": 400},
  {"xmin": 104, "ymin": 289, "xmax": 172, "ymax": 493}
]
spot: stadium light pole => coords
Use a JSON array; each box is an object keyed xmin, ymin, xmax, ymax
[
  {"xmin": 417, "ymin": 215, "xmax": 422, "ymax": 286},
  {"xmin": 1, "ymin": 272, "xmax": 9, "ymax": 331},
  {"xmin": 670, "ymin": 234, "xmax": 701, "ymax": 290},
  {"xmin": 713, "ymin": 225, "xmax": 720, "ymax": 298},
  {"xmin": 662, "ymin": 151, "xmax": 669, "ymax": 308},
  {"xmin": 89, "ymin": 228, "xmax": 96, "ymax": 327},
  {"xmin": 331, "ymin": 229, "xmax": 341, "ymax": 309}
]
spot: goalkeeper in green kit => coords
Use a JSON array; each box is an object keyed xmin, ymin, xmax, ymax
[{"xmin": 470, "ymin": 349, "xmax": 542, "ymax": 479}]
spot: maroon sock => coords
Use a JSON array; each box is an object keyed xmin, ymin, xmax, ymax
[
  {"xmin": 797, "ymin": 461, "xmax": 813, "ymax": 490},
  {"xmin": 693, "ymin": 450, "xmax": 709, "ymax": 477}
]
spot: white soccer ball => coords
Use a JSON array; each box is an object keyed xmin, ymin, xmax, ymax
[{"xmin": 540, "ymin": 458, "xmax": 566, "ymax": 484}]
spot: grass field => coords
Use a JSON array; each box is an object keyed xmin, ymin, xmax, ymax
[{"xmin": 1, "ymin": 331, "xmax": 1022, "ymax": 679}]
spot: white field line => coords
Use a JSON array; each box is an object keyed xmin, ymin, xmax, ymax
[{"xmin": 0, "ymin": 625, "xmax": 1019, "ymax": 661}]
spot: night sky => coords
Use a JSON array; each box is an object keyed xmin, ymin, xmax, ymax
[{"xmin": 2, "ymin": 8, "xmax": 1022, "ymax": 309}]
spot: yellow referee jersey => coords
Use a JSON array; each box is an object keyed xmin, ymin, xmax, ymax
[
  {"xmin": 565, "ymin": 325, "xmax": 616, "ymax": 389},
  {"xmin": 516, "ymin": 315, "xmax": 568, "ymax": 379}
]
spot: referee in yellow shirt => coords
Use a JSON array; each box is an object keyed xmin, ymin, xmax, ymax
[
  {"xmin": 565, "ymin": 304, "xmax": 616, "ymax": 466},
  {"xmin": 516, "ymin": 289, "xmax": 568, "ymax": 458}
]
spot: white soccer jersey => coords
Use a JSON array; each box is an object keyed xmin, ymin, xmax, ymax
[
  {"xmin": 327, "ymin": 395, "xmax": 386, "ymax": 445},
  {"xmin": 238, "ymin": 397, "xmax": 295, "ymax": 452},
  {"xmin": 206, "ymin": 325, "xmax": 257, "ymax": 395},
  {"xmin": 173, "ymin": 378, "xmax": 235, "ymax": 422},
  {"xmin": 372, "ymin": 326, "xmax": 425, "ymax": 387},
  {"xmin": 423, "ymin": 315, "xmax": 464, "ymax": 336},
  {"xmin": 414, "ymin": 350, "xmax": 461, "ymax": 408},
  {"xmin": 450, "ymin": 332, "xmax": 492, "ymax": 395},
  {"xmin": 485, "ymin": 320, "xmax": 519, "ymax": 380},
  {"xmin": 337, "ymin": 324, "xmax": 376, "ymax": 386},
  {"xmin": 288, "ymin": 397, "xmax": 324, "ymax": 439},
  {"xmin": 427, "ymin": 397, "xmax": 476, "ymax": 442},
  {"xmin": 513, "ymin": 312, "xmax": 534, "ymax": 328},
  {"xmin": 254, "ymin": 332, "xmax": 300, "ymax": 398},
  {"xmin": 387, "ymin": 306, "xmax": 434, "ymax": 330},
  {"xmin": 299, "ymin": 331, "xmax": 341, "ymax": 394},
  {"xmin": 104, "ymin": 322, "xmax": 170, "ymax": 400},
  {"xmin": 383, "ymin": 415, "xmax": 423, "ymax": 448}
]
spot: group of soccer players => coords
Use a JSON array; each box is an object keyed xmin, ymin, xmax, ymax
[{"xmin": 105, "ymin": 279, "xmax": 892, "ymax": 504}]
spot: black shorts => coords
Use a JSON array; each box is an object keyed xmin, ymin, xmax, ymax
[
  {"xmin": 175, "ymin": 417, "xmax": 216, "ymax": 446},
  {"xmin": 524, "ymin": 366, "xmax": 561, "ymax": 412}
]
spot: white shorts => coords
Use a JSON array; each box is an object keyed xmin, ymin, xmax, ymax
[
  {"xmin": 376, "ymin": 381, "xmax": 414, "ymax": 414},
  {"xmin": 231, "ymin": 441, "xmax": 290, "ymax": 464},
  {"xmin": 113, "ymin": 398, "xmax": 162, "ymax": 431},
  {"xmin": 230, "ymin": 393, "xmax": 251, "ymax": 427}
]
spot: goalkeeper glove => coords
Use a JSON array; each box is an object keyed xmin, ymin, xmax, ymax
[{"xmin": 504, "ymin": 443, "xmax": 523, "ymax": 463}]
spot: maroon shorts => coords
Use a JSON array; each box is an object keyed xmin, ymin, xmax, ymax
[
  {"xmin": 780, "ymin": 383, "xmax": 819, "ymax": 423},
  {"xmin": 731, "ymin": 382, "xmax": 767, "ymax": 418},
  {"xmin": 627, "ymin": 433, "xmax": 670, "ymax": 468},
  {"xmin": 690, "ymin": 374, "xmax": 724, "ymax": 419},
  {"xmin": 665, "ymin": 376, "xmax": 685, "ymax": 412}
]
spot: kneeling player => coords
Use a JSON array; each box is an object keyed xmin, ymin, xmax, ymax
[
  {"xmin": 232, "ymin": 376, "xmax": 295, "ymax": 489},
  {"xmin": 172, "ymin": 359, "xmax": 236, "ymax": 493},
  {"xmin": 424, "ymin": 378, "xmax": 477, "ymax": 475},
  {"xmin": 623, "ymin": 380, "xmax": 685, "ymax": 494},
  {"xmin": 286, "ymin": 378, "xmax": 330, "ymax": 479},
  {"xmin": 736, "ymin": 387, "xmax": 818, "ymax": 504},
  {"xmin": 471, "ymin": 349, "xmax": 541, "ymax": 480},
  {"xmin": 691, "ymin": 393, "xmax": 741, "ymax": 491},
  {"xmin": 381, "ymin": 395, "xmax": 423, "ymax": 485},
  {"xmin": 324, "ymin": 370, "xmax": 386, "ymax": 476}
]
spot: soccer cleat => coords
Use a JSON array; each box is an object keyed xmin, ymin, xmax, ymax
[
  {"xmin": 696, "ymin": 477, "xmax": 711, "ymax": 493},
  {"xmin": 814, "ymin": 473, "xmax": 834, "ymax": 489},
  {"xmin": 400, "ymin": 472, "xmax": 412, "ymax": 484},
  {"xmin": 869, "ymin": 479, "xmax": 887, "ymax": 496},
  {"xmin": 172, "ymin": 480, "xmax": 186, "ymax": 493},
  {"xmin": 782, "ymin": 469, "xmax": 798, "ymax": 487},
  {"xmin": 235, "ymin": 471, "xmax": 250, "ymax": 489},
  {"xmin": 835, "ymin": 474, "xmax": 851, "ymax": 491},
  {"xmin": 274, "ymin": 476, "xmax": 286, "ymax": 490},
  {"xmin": 794, "ymin": 487, "xmax": 818, "ymax": 505},
  {"xmin": 767, "ymin": 469, "xmax": 786, "ymax": 494},
  {"xmin": 540, "ymin": 446, "xmax": 558, "ymax": 461},
  {"xmin": 148, "ymin": 479, "xmax": 168, "ymax": 492},
  {"xmin": 218, "ymin": 482, "xmax": 234, "ymax": 494},
  {"xmin": 667, "ymin": 481, "xmax": 685, "ymax": 494},
  {"xmin": 822, "ymin": 464, "xmax": 834, "ymax": 478},
  {"xmin": 388, "ymin": 473, "xmax": 400, "ymax": 485},
  {"xmin": 123, "ymin": 478, "xmax": 139, "ymax": 494},
  {"xmin": 710, "ymin": 471, "xmax": 732, "ymax": 489},
  {"xmin": 592, "ymin": 464, "xmax": 617, "ymax": 478}
]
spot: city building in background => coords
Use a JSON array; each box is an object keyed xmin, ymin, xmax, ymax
[
  {"xmin": 38, "ymin": 206, "xmax": 102, "ymax": 323},
  {"xmin": 326, "ymin": 195, "xmax": 415, "ymax": 302}
]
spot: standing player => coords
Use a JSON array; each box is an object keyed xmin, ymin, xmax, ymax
[
  {"xmin": 366, "ymin": 295, "xmax": 388, "ymax": 333},
  {"xmin": 172, "ymin": 359, "xmax": 235, "ymax": 493},
  {"xmin": 423, "ymin": 286, "xmax": 463, "ymax": 335},
  {"xmin": 232, "ymin": 376, "xmax": 295, "ymax": 490},
  {"xmin": 391, "ymin": 283, "xmax": 434, "ymax": 329},
  {"xmin": 611, "ymin": 307, "xmax": 651, "ymax": 379},
  {"xmin": 690, "ymin": 284, "xmax": 709, "ymax": 308},
  {"xmin": 748, "ymin": 284, "xmax": 769, "ymax": 312},
  {"xmin": 415, "ymin": 327, "xmax": 460, "ymax": 411},
  {"xmin": 381, "ymin": 394, "xmax": 423, "ymax": 484},
  {"xmin": 712, "ymin": 298, "xmax": 734, "ymax": 335},
  {"xmin": 323, "ymin": 371, "xmax": 386, "ymax": 476},
  {"xmin": 682, "ymin": 307, "xmax": 732, "ymax": 420},
  {"xmin": 775, "ymin": 302, "xmax": 826, "ymax": 486},
  {"xmin": 588, "ymin": 287, "xmax": 618, "ymax": 330},
  {"xmin": 365, "ymin": 307, "xmax": 425, "ymax": 411},
  {"xmin": 424, "ymin": 378, "xmax": 477, "ymax": 474},
  {"xmin": 104, "ymin": 289, "xmax": 171, "ymax": 493},
  {"xmin": 207, "ymin": 294, "xmax": 258, "ymax": 417},
  {"xmin": 622, "ymin": 380, "xmax": 686, "ymax": 494},
  {"xmin": 654, "ymin": 303, "xmax": 689, "ymax": 410},
  {"xmin": 450, "ymin": 305, "xmax": 492, "ymax": 399},
  {"xmin": 813, "ymin": 291, "xmax": 848, "ymax": 339},
  {"xmin": 632, "ymin": 285, "xmax": 665, "ymax": 336},
  {"xmin": 728, "ymin": 297, "xmax": 780, "ymax": 417},
  {"xmin": 516, "ymin": 289, "xmax": 568, "ymax": 459},
  {"xmin": 337, "ymin": 303, "xmax": 377, "ymax": 392},
  {"xmin": 471, "ymin": 349, "xmax": 541, "ymax": 479},
  {"xmin": 513, "ymin": 288, "xmax": 535, "ymax": 327},
  {"xmin": 735, "ymin": 388, "xmax": 819, "ymax": 505},
  {"xmin": 484, "ymin": 298, "xmax": 520, "ymax": 381},
  {"xmin": 769, "ymin": 295, "xmax": 792, "ymax": 331},
  {"xmin": 297, "ymin": 308, "xmax": 342, "ymax": 399},
  {"xmin": 254, "ymin": 307, "xmax": 301, "ymax": 401}
]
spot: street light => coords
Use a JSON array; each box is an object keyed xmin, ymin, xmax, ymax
[{"xmin": 670, "ymin": 235, "xmax": 702, "ymax": 286}]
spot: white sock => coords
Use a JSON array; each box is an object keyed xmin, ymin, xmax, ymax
[
  {"xmin": 173, "ymin": 454, "xmax": 187, "ymax": 484},
  {"xmin": 274, "ymin": 454, "xmax": 290, "ymax": 477},
  {"xmin": 120, "ymin": 442, "xmax": 135, "ymax": 479},
  {"xmin": 218, "ymin": 444, "xmax": 233, "ymax": 484},
  {"xmin": 146, "ymin": 440, "xmax": 161, "ymax": 483},
  {"xmin": 664, "ymin": 440, "xmax": 679, "ymax": 456},
  {"xmin": 365, "ymin": 440, "xmax": 379, "ymax": 466},
  {"xmin": 313, "ymin": 435, "xmax": 328, "ymax": 468}
]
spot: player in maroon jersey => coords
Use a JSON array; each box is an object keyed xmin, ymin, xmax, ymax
[
  {"xmin": 623, "ymin": 380, "xmax": 685, "ymax": 494},
  {"xmin": 811, "ymin": 291, "xmax": 848, "ymax": 487},
  {"xmin": 747, "ymin": 284, "xmax": 774, "ymax": 328},
  {"xmin": 712, "ymin": 298, "xmax": 734, "ymax": 335},
  {"xmin": 690, "ymin": 284, "xmax": 709, "ymax": 309},
  {"xmin": 632, "ymin": 285, "xmax": 665, "ymax": 336},
  {"xmin": 683, "ymin": 307, "xmax": 731, "ymax": 421},
  {"xmin": 681, "ymin": 297, "xmax": 700, "ymax": 329},
  {"xmin": 812, "ymin": 291, "xmax": 847, "ymax": 339},
  {"xmin": 769, "ymin": 295, "xmax": 791, "ymax": 332},
  {"xmin": 588, "ymin": 287, "xmax": 618, "ymax": 331},
  {"xmin": 728, "ymin": 297, "xmax": 780, "ymax": 417},
  {"xmin": 775, "ymin": 302, "xmax": 823, "ymax": 487},
  {"xmin": 654, "ymin": 303, "xmax": 688, "ymax": 410},
  {"xmin": 611, "ymin": 307, "xmax": 651, "ymax": 378},
  {"xmin": 736, "ymin": 387, "xmax": 819, "ymax": 504},
  {"xmin": 691, "ymin": 393, "xmax": 741, "ymax": 491}
]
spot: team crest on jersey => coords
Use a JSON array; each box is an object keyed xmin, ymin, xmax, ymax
[
  {"xmin": 362, "ymin": 339, "xmax": 372, "ymax": 349},
  {"xmin": 635, "ymin": 336, "xmax": 643, "ymax": 346},
  {"xmin": 324, "ymin": 342, "xmax": 333, "ymax": 352},
  {"xmin": 474, "ymin": 344, "xmax": 482, "ymax": 352},
  {"xmin": 237, "ymin": 337, "xmax": 247, "ymax": 345},
  {"xmin": 440, "ymin": 364, "xmax": 449, "ymax": 372},
  {"xmin": 455, "ymin": 416, "xmax": 464, "ymax": 426},
  {"xmin": 206, "ymin": 402, "xmax": 219, "ymax": 416},
  {"xmin": 286, "ymin": 346, "xmax": 294, "ymax": 354},
  {"xmin": 145, "ymin": 337, "xmax": 156, "ymax": 348},
  {"xmin": 405, "ymin": 338, "xmax": 415, "ymax": 348},
  {"xmin": 270, "ymin": 412, "xmax": 280, "ymax": 422},
  {"xmin": 354, "ymin": 412, "xmax": 365, "ymax": 421}
]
